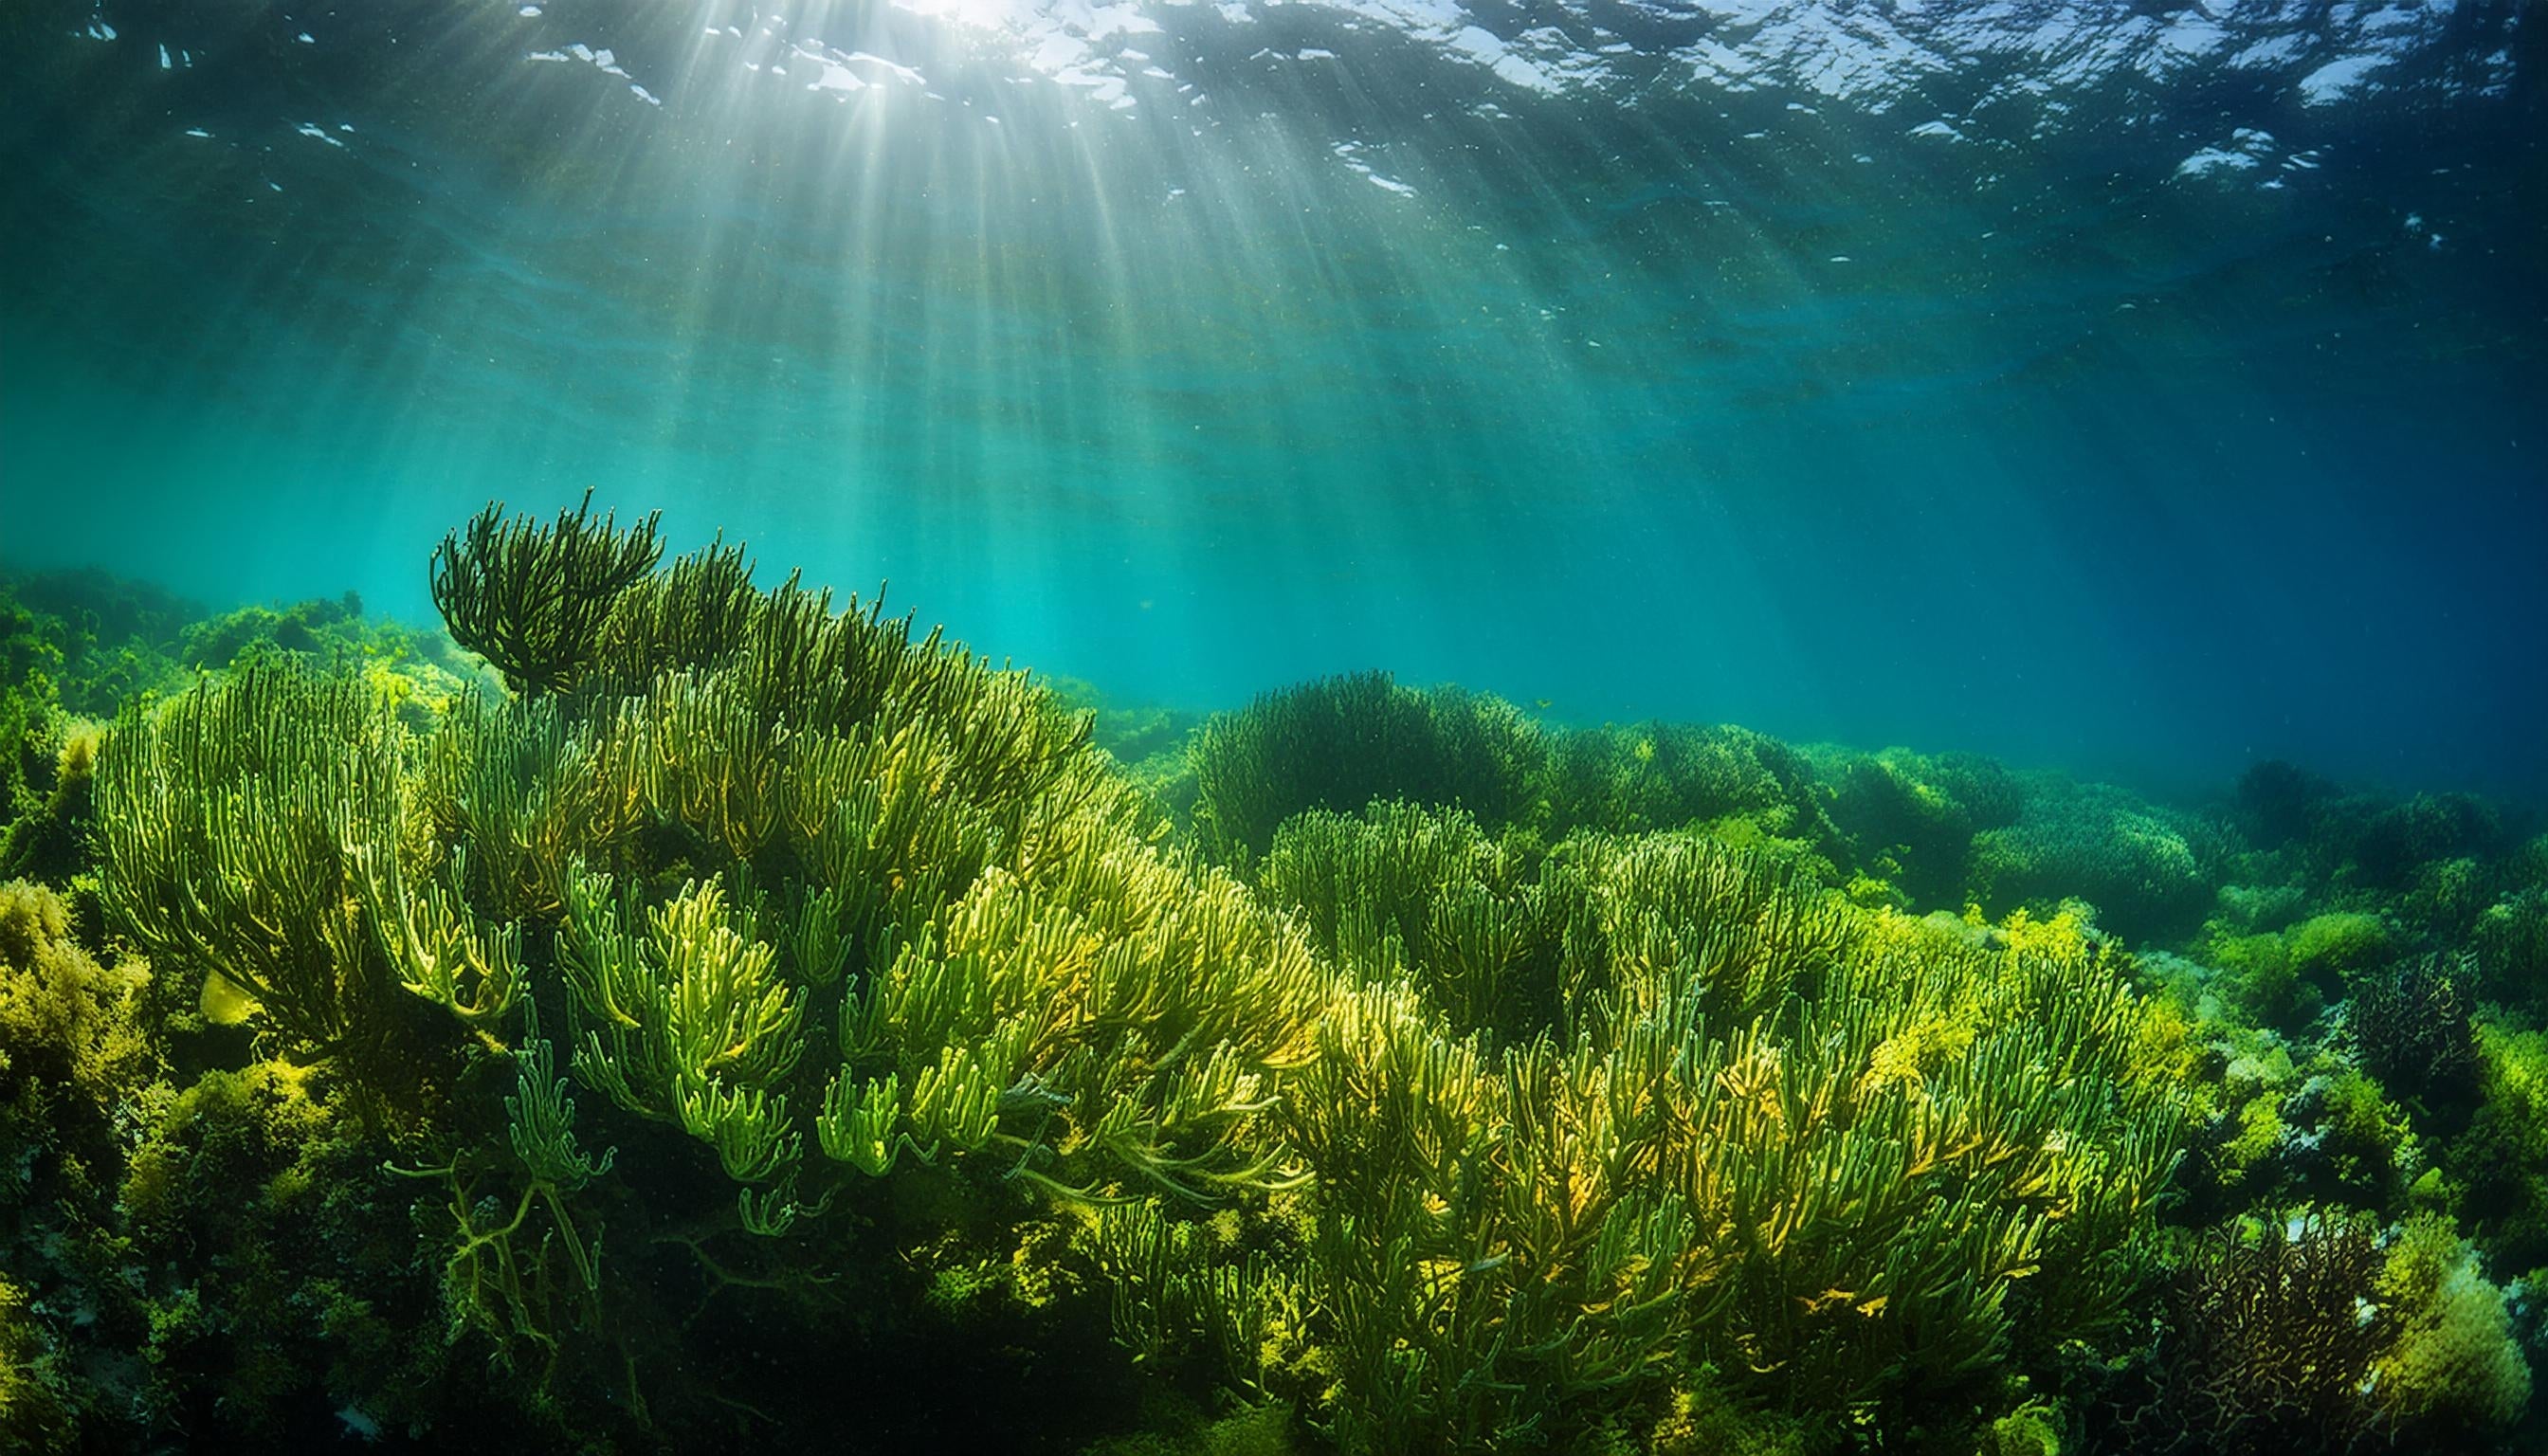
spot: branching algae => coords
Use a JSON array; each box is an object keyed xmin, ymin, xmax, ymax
[{"xmin": 0, "ymin": 498, "xmax": 2522, "ymax": 1451}]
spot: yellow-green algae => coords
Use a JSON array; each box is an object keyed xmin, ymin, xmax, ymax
[{"xmin": 0, "ymin": 514, "xmax": 2541, "ymax": 1452}]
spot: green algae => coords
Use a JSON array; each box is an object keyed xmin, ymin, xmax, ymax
[{"xmin": 0, "ymin": 519, "xmax": 2542, "ymax": 1453}]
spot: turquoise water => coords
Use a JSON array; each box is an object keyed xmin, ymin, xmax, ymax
[{"xmin": 4, "ymin": 0, "xmax": 2541, "ymax": 795}]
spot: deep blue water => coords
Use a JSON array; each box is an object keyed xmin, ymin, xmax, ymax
[{"xmin": 3, "ymin": 0, "xmax": 2542, "ymax": 798}]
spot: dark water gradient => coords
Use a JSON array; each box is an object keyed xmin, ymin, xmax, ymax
[{"xmin": 3, "ymin": 0, "xmax": 2542, "ymax": 798}]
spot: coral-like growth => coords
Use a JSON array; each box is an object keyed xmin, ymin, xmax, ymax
[
  {"xmin": 2134, "ymin": 1212, "xmax": 2394, "ymax": 1455},
  {"xmin": 1256, "ymin": 800, "xmax": 1568, "ymax": 1043},
  {"xmin": 560, "ymin": 867, "xmax": 807, "ymax": 1184},
  {"xmin": 253, "ymin": 502, "xmax": 1328, "ymax": 1430},
  {"xmin": 31, "ymin": 508, "xmax": 2548, "ymax": 1453},
  {"xmin": 1234, "ymin": 851, "xmax": 2182, "ymax": 1449},
  {"xmin": 2118, "ymin": 1207, "xmax": 2532, "ymax": 1455},
  {"xmin": 2352, "ymin": 954, "xmax": 2481, "ymax": 1122},
  {"xmin": 94, "ymin": 664, "xmax": 516, "ymax": 1107}
]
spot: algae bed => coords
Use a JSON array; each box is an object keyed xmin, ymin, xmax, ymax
[{"xmin": 1, "ymin": 501, "xmax": 2545, "ymax": 1454}]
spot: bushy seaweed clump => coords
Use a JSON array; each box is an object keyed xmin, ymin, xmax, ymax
[
  {"xmin": 75, "ymin": 497, "xmax": 1338, "ymax": 1447},
  {"xmin": 0, "ymin": 873, "xmax": 472, "ymax": 1448},
  {"xmin": 0, "ymin": 569, "xmax": 484, "ymax": 897},
  {"xmin": 1226, "ymin": 815, "xmax": 2188, "ymax": 1449},
  {"xmin": 1969, "ymin": 778, "xmax": 2218, "ymax": 945},
  {"xmin": 0, "ymin": 708, "xmax": 99, "ymax": 890},
  {"xmin": 1100, "ymin": 659, "xmax": 2548, "ymax": 1450},
  {"xmin": 0, "ymin": 568, "xmax": 194, "ymax": 719},
  {"xmin": 2105, "ymin": 761, "xmax": 2548, "ymax": 1454},
  {"xmin": 1189, "ymin": 670, "xmax": 1546, "ymax": 864},
  {"xmin": 0, "ymin": 582, "xmax": 108, "ymax": 887},
  {"xmin": 1145, "ymin": 696, "xmax": 2548, "ymax": 1450},
  {"xmin": 0, "ymin": 880, "xmax": 153, "ymax": 1447},
  {"xmin": 1541, "ymin": 720, "xmax": 1833, "ymax": 847},
  {"xmin": 2446, "ymin": 1019, "xmax": 2548, "ymax": 1274}
]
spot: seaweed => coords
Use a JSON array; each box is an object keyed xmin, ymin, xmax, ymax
[
  {"xmin": 12, "ymin": 508, "xmax": 2545, "ymax": 1452},
  {"xmin": 430, "ymin": 489, "xmax": 665, "ymax": 695},
  {"xmin": 1189, "ymin": 672, "xmax": 1546, "ymax": 864},
  {"xmin": 2128, "ymin": 1211, "xmax": 2396, "ymax": 1456},
  {"xmin": 1970, "ymin": 779, "xmax": 2217, "ymax": 945},
  {"xmin": 2351, "ymin": 954, "xmax": 2482, "ymax": 1127}
]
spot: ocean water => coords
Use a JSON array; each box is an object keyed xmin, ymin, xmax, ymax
[
  {"xmin": 9, "ymin": 0, "xmax": 2538, "ymax": 806},
  {"xmin": 7, "ymin": 0, "xmax": 2540, "ymax": 799}
]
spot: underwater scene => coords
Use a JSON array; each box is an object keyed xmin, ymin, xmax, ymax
[{"xmin": 3, "ymin": 0, "xmax": 2546, "ymax": 1452}]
